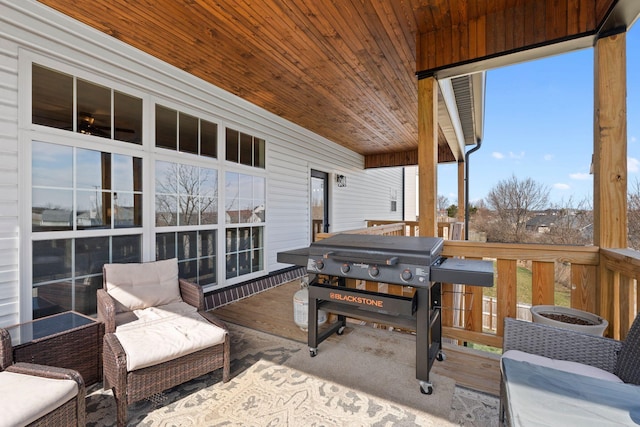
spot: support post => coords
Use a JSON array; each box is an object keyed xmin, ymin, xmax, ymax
[
  {"xmin": 593, "ymin": 31, "xmax": 627, "ymax": 335},
  {"xmin": 418, "ymin": 77, "xmax": 438, "ymax": 237}
]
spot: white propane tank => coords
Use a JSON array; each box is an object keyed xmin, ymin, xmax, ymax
[{"xmin": 293, "ymin": 277, "xmax": 327, "ymax": 331}]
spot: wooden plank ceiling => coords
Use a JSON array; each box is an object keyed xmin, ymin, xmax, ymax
[{"xmin": 37, "ymin": 0, "xmax": 620, "ymax": 167}]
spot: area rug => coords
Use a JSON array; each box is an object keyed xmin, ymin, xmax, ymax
[{"xmin": 85, "ymin": 322, "xmax": 498, "ymax": 426}]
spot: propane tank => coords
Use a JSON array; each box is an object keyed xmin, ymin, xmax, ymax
[{"xmin": 293, "ymin": 276, "xmax": 327, "ymax": 331}]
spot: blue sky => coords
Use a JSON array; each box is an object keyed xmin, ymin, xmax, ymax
[{"xmin": 438, "ymin": 24, "xmax": 639, "ymax": 208}]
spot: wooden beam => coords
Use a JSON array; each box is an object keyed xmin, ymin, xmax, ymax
[
  {"xmin": 416, "ymin": 0, "xmax": 610, "ymax": 75},
  {"xmin": 418, "ymin": 77, "xmax": 438, "ymax": 237},
  {"xmin": 593, "ymin": 31, "xmax": 627, "ymax": 330}
]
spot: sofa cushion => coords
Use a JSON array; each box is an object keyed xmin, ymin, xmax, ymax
[
  {"xmin": 114, "ymin": 307, "xmax": 226, "ymax": 371},
  {"xmin": 104, "ymin": 258, "xmax": 182, "ymax": 312},
  {"xmin": 502, "ymin": 350, "xmax": 624, "ymax": 383},
  {"xmin": 0, "ymin": 371, "xmax": 78, "ymax": 427}
]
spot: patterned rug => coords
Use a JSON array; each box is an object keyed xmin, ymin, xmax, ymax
[{"xmin": 86, "ymin": 323, "xmax": 499, "ymax": 426}]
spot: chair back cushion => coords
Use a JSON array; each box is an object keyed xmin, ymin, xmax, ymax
[
  {"xmin": 616, "ymin": 312, "xmax": 640, "ymax": 384},
  {"xmin": 104, "ymin": 258, "xmax": 182, "ymax": 312}
]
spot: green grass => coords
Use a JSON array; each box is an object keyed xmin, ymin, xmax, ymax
[{"xmin": 482, "ymin": 263, "xmax": 571, "ymax": 307}]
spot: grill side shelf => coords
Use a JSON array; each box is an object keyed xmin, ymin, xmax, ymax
[{"xmin": 430, "ymin": 258, "xmax": 494, "ymax": 287}]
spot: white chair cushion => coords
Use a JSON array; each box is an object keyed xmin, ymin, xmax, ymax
[
  {"xmin": 0, "ymin": 371, "xmax": 78, "ymax": 427},
  {"xmin": 502, "ymin": 349, "xmax": 624, "ymax": 383},
  {"xmin": 104, "ymin": 258, "xmax": 182, "ymax": 312},
  {"xmin": 115, "ymin": 306, "xmax": 226, "ymax": 371}
]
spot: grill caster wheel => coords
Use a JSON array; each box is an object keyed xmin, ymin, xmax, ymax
[
  {"xmin": 310, "ymin": 348, "xmax": 317, "ymax": 357},
  {"xmin": 337, "ymin": 326, "xmax": 345, "ymax": 335},
  {"xmin": 436, "ymin": 351, "xmax": 446, "ymax": 362},
  {"xmin": 419, "ymin": 381, "xmax": 433, "ymax": 395}
]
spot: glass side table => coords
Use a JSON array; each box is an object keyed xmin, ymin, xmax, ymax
[{"xmin": 6, "ymin": 311, "xmax": 103, "ymax": 385}]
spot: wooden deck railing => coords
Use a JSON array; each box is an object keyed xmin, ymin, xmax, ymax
[{"xmin": 322, "ymin": 222, "xmax": 640, "ymax": 348}]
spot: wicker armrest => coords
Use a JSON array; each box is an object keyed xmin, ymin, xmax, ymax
[
  {"xmin": 97, "ymin": 288, "xmax": 117, "ymax": 333},
  {"xmin": 0, "ymin": 328, "xmax": 13, "ymax": 370},
  {"xmin": 199, "ymin": 311, "xmax": 228, "ymax": 331},
  {"xmin": 503, "ymin": 317, "xmax": 622, "ymax": 373},
  {"xmin": 8, "ymin": 362, "xmax": 85, "ymax": 388},
  {"xmin": 179, "ymin": 278, "xmax": 205, "ymax": 310}
]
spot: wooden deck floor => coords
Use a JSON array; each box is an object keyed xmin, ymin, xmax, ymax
[{"xmin": 212, "ymin": 280, "xmax": 501, "ymax": 396}]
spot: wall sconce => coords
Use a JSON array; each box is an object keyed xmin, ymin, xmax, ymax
[{"xmin": 336, "ymin": 174, "xmax": 347, "ymax": 187}]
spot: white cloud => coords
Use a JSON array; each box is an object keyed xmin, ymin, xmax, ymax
[
  {"xmin": 544, "ymin": 154, "xmax": 554, "ymax": 161},
  {"xmin": 629, "ymin": 157, "xmax": 640, "ymax": 173},
  {"xmin": 492, "ymin": 152, "xmax": 504, "ymax": 159},
  {"xmin": 631, "ymin": 136, "xmax": 637, "ymax": 144},
  {"xmin": 553, "ymin": 183, "xmax": 571, "ymax": 190},
  {"xmin": 569, "ymin": 172, "xmax": 590, "ymax": 180},
  {"xmin": 509, "ymin": 151, "xmax": 525, "ymax": 159}
]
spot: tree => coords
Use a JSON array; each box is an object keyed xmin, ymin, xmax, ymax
[
  {"xmin": 539, "ymin": 197, "xmax": 593, "ymax": 245},
  {"xmin": 437, "ymin": 195, "xmax": 449, "ymax": 213},
  {"xmin": 484, "ymin": 175, "xmax": 550, "ymax": 242},
  {"xmin": 629, "ymin": 179, "xmax": 640, "ymax": 250},
  {"xmin": 446, "ymin": 204, "xmax": 458, "ymax": 218}
]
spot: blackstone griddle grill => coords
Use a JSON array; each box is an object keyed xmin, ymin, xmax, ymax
[{"xmin": 277, "ymin": 233, "xmax": 493, "ymax": 395}]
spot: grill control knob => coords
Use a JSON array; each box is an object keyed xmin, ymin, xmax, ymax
[
  {"xmin": 315, "ymin": 259, "xmax": 324, "ymax": 270},
  {"xmin": 401, "ymin": 269, "xmax": 413, "ymax": 281},
  {"xmin": 340, "ymin": 263, "xmax": 350, "ymax": 274},
  {"xmin": 369, "ymin": 266, "xmax": 380, "ymax": 278}
]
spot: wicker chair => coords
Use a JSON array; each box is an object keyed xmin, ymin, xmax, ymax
[
  {"xmin": 500, "ymin": 315, "xmax": 640, "ymax": 426},
  {"xmin": 0, "ymin": 328, "xmax": 85, "ymax": 426},
  {"xmin": 98, "ymin": 258, "xmax": 230, "ymax": 427}
]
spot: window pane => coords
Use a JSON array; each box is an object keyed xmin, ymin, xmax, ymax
[
  {"xmin": 114, "ymin": 91, "xmax": 142, "ymax": 144},
  {"xmin": 179, "ymin": 112, "xmax": 198, "ymax": 154},
  {"xmin": 156, "ymin": 105, "xmax": 177, "ymax": 150},
  {"xmin": 252, "ymin": 249, "xmax": 264, "ymax": 272},
  {"xmin": 179, "ymin": 259, "xmax": 198, "ymax": 282},
  {"xmin": 254, "ymin": 138, "xmax": 265, "ymax": 168},
  {"xmin": 179, "ymin": 196, "xmax": 199, "ymax": 225},
  {"xmin": 32, "ymin": 64, "xmax": 73, "ymax": 130},
  {"xmin": 201, "ymin": 197, "xmax": 218, "ymax": 224},
  {"xmin": 156, "ymin": 194, "xmax": 177, "ymax": 226},
  {"xmin": 238, "ymin": 174, "xmax": 253, "ymax": 199},
  {"xmin": 225, "ymin": 128, "xmax": 239, "ymax": 162},
  {"xmin": 33, "ymin": 281, "xmax": 71, "ymax": 318},
  {"xmin": 200, "ymin": 230, "xmax": 216, "ymax": 257},
  {"xmin": 239, "ymin": 132, "xmax": 253, "ymax": 166},
  {"xmin": 32, "ymin": 189, "xmax": 73, "ymax": 232},
  {"xmin": 178, "ymin": 164, "xmax": 198, "ymax": 196},
  {"xmin": 226, "ymin": 253, "xmax": 237, "ymax": 279},
  {"xmin": 75, "ymin": 236, "xmax": 109, "ymax": 276},
  {"xmin": 114, "ymin": 192, "xmax": 141, "ymax": 228},
  {"xmin": 201, "ymin": 120, "xmax": 217, "ymax": 158},
  {"xmin": 33, "ymin": 239, "xmax": 72, "ymax": 283},
  {"xmin": 77, "ymin": 149, "xmax": 111, "ymax": 190},
  {"xmin": 226, "ymin": 228, "xmax": 238, "ymax": 252},
  {"xmin": 156, "ymin": 233, "xmax": 176, "ymax": 260},
  {"xmin": 200, "ymin": 167, "xmax": 217, "ymax": 197},
  {"xmin": 113, "ymin": 154, "xmax": 137, "ymax": 192},
  {"xmin": 113, "ymin": 235, "xmax": 141, "ymax": 263},
  {"xmin": 178, "ymin": 231, "xmax": 198, "ymax": 260},
  {"xmin": 156, "ymin": 161, "xmax": 176, "ymax": 194},
  {"xmin": 32, "ymin": 142, "xmax": 73, "ymax": 188},
  {"xmin": 76, "ymin": 189, "xmax": 110, "ymax": 229},
  {"xmin": 77, "ymin": 79, "xmax": 111, "ymax": 139},
  {"xmin": 34, "ymin": 282, "xmax": 73, "ymax": 313},
  {"xmin": 198, "ymin": 257, "xmax": 216, "ymax": 285}
]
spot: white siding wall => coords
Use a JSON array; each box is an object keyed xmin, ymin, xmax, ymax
[
  {"xmin": 0, "ymin": 35, "xmax": 19, "ymax": 326},
  {"xmin": 0, "ymin": 1, "xmax": 404, "ymax": 325}
]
